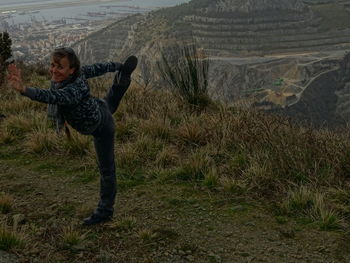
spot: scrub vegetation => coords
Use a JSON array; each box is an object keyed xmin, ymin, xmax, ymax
[{"xmin": 0, "ymin": 59, "xmax": 350, "ymax": 262}]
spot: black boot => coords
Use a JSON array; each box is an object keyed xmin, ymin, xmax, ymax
[
  {"xmin": 83, "ymin": 213, "xmax": 112, "ymax": 225},
  {"xmin": 115, "ymin": 55, "xmax": 138, "ymax": 85}
]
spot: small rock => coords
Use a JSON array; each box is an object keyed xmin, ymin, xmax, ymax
[
  {"xmin": 230, "ymin": 205, "xmax": 246, "ymax": 212},
  {"xmin": 267, "ymin": 247, "xmax": 275, "ymax": 253},
  {"xmin": 12, "ymin": 214, "xmax": 25, "ymax": 227},
  {"xmin": 0, "ymin": 250, "xmax": 18, "ymax": 263},
  {"xmin": 239, "ymin": 252, "xmax": 250, "ymax": 257},
  {"xmin": 245, "ymin": 222, "xmax": 256, "ymax": 227},
  {"xmin": 186, "ymin": 255, "xmax": 195, "ymax": 262},
  {"xmin": 224, "ymin": 231, "xmax": 232, "ymax": 237},
  {"xmin": 49, "ymin": 204, "xmax": 58, "ymax": 210}
]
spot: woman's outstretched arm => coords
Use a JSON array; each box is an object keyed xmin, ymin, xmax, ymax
[
  {"xmin": 82, "ymin": 62, "xmax": 123, "ymax": 79},
  {"xmin": 8, "ymin": 64, "xmax": 87, "ymax": 106}
]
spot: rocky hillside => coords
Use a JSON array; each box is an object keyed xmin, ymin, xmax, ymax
[
  {"xmin": 73, "ymin": 14, "xmax": 143, "ymax": 65},
  {"xmin": 73, "ymin": 0, "xmax": 350, "ymax": 125},
  {"xmin": 148, "ymin": 0, "xmax": 350, "ymax": 56}
]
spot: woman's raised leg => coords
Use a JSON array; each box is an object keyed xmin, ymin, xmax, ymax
[{"xmin": 104, "ymin": 56, "xmax": 138, "ymax": 114}]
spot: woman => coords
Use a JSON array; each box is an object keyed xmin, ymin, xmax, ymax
[{"xmin": 7, "ymin": 47, "xmax": 138, "ymax": 225}]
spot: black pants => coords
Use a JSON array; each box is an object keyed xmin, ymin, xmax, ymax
[{"xmin": 91, "ymin": 75, "xmax": 131, "ymax": 215}]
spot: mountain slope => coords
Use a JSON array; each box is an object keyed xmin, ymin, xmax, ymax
[{"xmin": 73, "ymin": 0, "xmax": 350, "ymax": 125}]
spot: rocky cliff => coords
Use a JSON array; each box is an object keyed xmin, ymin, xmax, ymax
[
  {"xmin": 186, "ymin": 0, "xmax": 350, "ymax": 56},
  {"xmin": 73, "ymin": 0, "xmax": 350, "ymax": 125},
  {"xmin": 73, "ymin": 14, "xmax": 143, "ymax": 65}
]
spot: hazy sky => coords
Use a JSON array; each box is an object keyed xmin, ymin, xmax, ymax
[
  {"xmin": 0, "ymin": 0, "xmax": 60, "ymax": 5},
  {"xmin": 0, "ymin": 0, "xmax": 185, "ymax": 5}
]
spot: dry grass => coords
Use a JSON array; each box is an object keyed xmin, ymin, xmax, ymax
[
  {"xmin": 59, "ymin": 130, "xmax": 93, "ymax": 157},
  {"xmin": 1, "ymin": 115, "xmax": 36, "ymax": 139},
  {"xmin": 281, "ymin": 187, "xmax": 344, "ymax": 230},
  {"xmin": 173, "ymin": 150, "xmax": 214, "ymax": 181},
  {"xmin": 0, "ymin": 193, "xmax": 13, "ymax": 214},
  {"xmin": 155, "ymin": 145, "xmax": 180, "ymax": 168},
  {"xmin": 2, "ymin": 67, "xmax": 350, "ymax": 228},
  {"xmin": 0, "ymin": 224, "xmax": 25, "ymax": 251},
  {"xmin": 23, "ymin": 126, "xmax": 59, "ymax": 154},
  {"xmin": 203, "ymin": 167, "xmax": 219, "ymax": 189},
  {"xmin": 139, "ymin": 115, "xmax": 172, "ymax": 141},
  {"xmin": 175, "ymin": 115, "xmax": 209, "ymax": 147},
  {"xmin": 116, "ymin": 142, "xmax": 140, "ymax": 171},
  {"xmin": 113, "ymin": 216, "xmax": 137, "ymax": 232},
  {"xmin": 133, "ymin": 133, "xmax": 164, "ymax": 164},
  {"xmin": 61, "ymin": 224, "xmax": 86, "ymax": 248},
  {"xmin": 137, "ymin": 228, "xmax": 157, "ymax": 243}
]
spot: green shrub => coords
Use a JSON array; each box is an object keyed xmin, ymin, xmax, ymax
[
  {"xmin": 0, "ymin": 226, "xmax": 24, "ymax": 251},
  {"xmin": 158, "ymin": 43, "xmax": 210, "ymax": 109}
]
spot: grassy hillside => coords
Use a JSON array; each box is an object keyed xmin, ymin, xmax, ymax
[{"xmin": 0, "ymin": 66, "xmax": 350, "ymax": 262}]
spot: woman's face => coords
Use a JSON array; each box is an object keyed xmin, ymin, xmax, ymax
[{"xmin": 50, "ymin": 56, "xmax": 75, "ymax": 83}]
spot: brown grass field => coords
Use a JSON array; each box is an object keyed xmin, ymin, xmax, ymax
[{"xmin": 0, "ymin": 65, "xmax": 350, "ymax": 262}]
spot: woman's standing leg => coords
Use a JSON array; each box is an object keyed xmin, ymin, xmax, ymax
[
  {"xmin": 83, "ymin": 106, "xmax": 116, "ymax": 225},
  {"xmin": 94, "ymin": 127, "xmax": 116, "ymax": 216},
  {"xmin": 84, "ymin": 57, "xmax": 137, "ymax": 225}
]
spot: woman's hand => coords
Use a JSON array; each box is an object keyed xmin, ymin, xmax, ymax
[{"xmin": 7, "ymin": 64, "xmax": 26, "ymax": 93}]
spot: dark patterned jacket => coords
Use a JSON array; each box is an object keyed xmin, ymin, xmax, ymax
[{"xmin": 22, "ymin": 62, "xmax": 121, "ymax": 135}]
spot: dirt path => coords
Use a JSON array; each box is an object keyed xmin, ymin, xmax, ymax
[{"xmin": 0, "ymin": 156, "xmax": 348, "ymax": 263}]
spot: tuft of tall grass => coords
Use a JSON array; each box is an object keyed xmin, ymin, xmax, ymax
[
  {"xmin": 281, "ymin": 187, "xmax": 343, "ymax": 229},
  {"xmin": 61, "ymin": 224, "xmax": 85, "ymax": 248},
  {"xmin": 174, "ymin": 150, "xmax": 213, "ymax": 181},
  {"xmin": 147, "ymin": 167, "xmax": 175, "ymax": 182},
  {"xmin": 203, "ymin": 167, "xmax": 219, "ymax": 189},
  {"xmin": 155, "ymin": 146, "xmax": 180, "ymax": 168},
  {"xmin": 137, "ymin": 228, "xmax": 157, "ymax": 243},
  {"xmin": 120, "ymin": 85, "xmax": 161, "ymax": 120},
  {"xmin": 139, "ymin": 116, "xmax": 172, "ymax": 141},
  {"xmin": 282, "ymin": 187, "xmax": 315, "ymax": 215},
  {"xmin": 227, "ymin": 152, "xmax": 249, "ymax": 176},
  {"xmin": 132, "ymin": 133, "xmax": 164, "ymax": 164},
  {"xmin": 115, "ymin": 118, "xmax": 138, "ymax": 142},
  {"xmin": 59, "ymin": 130, "xmax": 92, "ymax": 157},
  {"xmin": 116, "ymin": 142, "xmax": 140, "ymax": 171},
  {"xmin": 0, "ymin": 225, "xmax": 25, "ymax": 251},
  {"xmin": 2, "ymin": 95, "xmax": 45, "ymax": 114},
  {"xmin": 220, "ymin": 177, "xmax": 247, "ymax": 195},
  {"xmin": 1, "ymin": 115, "xmax": 34, "ymax": 139},
  {"xmin": 0, "ymin": 193, "xmax": 13, "ymax": 214},
  {"xmin": 0, "ymin": 111, "xmax": 50, "ymax": 143},
  {"xmin": 175, "ymin": 115, "xmax": 209, "ymax": 146},
  {"xmin": 0, "ymin": 127, "xmax": 17, "ymax": 144},
  {"xmin": 311, "ymin": 194, "xmax": 343, "ymax": 230},
  {"xmin": 158, "ymin": 43, "xmax": 210, "ymax": 109},
  {"xmin": 23, "ymin": 127, "xmax": 59, "ymax": 153},
  {"xmin": 113, "ymin": 216, "xmax": 137, "ymax": 232}
]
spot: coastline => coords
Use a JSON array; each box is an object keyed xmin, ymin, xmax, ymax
[{"xmin": 0, "ymin": 0, "xmax": 131, "ymax": 13}]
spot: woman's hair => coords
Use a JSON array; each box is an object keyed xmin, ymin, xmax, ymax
[{"xmin": 51, "ymin": 47, "xmax": 80, "ymax": 79}]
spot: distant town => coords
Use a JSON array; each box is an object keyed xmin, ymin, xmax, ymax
[
  {"xmin": 0, "ymin": 5, "xmax": 149, "ymax": 62},
  {"xmin": 1, "ymin": 17, "xmax": 122, "ymax": 62}
]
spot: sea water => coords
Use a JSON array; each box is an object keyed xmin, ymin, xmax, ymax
[{"xmin": 0, "ymin": 0, "xmax": 190, "ymax": 25}]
